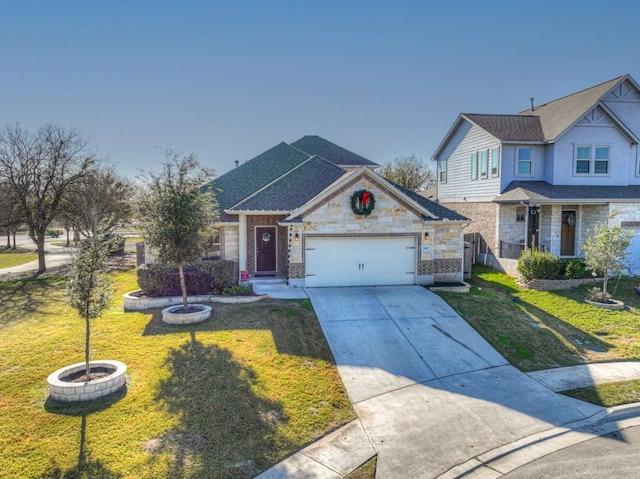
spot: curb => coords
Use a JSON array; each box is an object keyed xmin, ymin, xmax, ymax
[{"xmin": 437, "ymin": 403, "xmax": 640, "ymax": 478}]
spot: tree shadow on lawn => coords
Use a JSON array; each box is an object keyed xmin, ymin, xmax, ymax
[
  {"xmin": 37, "ymin": 393, "xmax": 128, "ymax": 479},
  {"xmin": 141, "ymin": 299, "xmax": 332, "ymax": 360},
  {"xmin": 149, "ymin": 332, "xmax": 293, "ymax": 478},
  {"xmin": 0, "ymin": 276, "xmax": 67, "ymax": 328}
]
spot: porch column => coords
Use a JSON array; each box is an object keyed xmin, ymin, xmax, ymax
[{"xmin": 238, "ymin": 214, "xmax": 247, "ymax": 273}]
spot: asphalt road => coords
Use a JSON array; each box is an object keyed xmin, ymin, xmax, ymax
[{"xmin": 503, "ymin": 425, "xmax": 640, "ymax": 478}]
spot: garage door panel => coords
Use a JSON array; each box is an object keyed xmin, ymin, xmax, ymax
[{"xmin": 305, "ymin": 236, "xmax": 416, "ymax": 287}]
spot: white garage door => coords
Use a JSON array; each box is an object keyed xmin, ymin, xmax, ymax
[{"xmin": 305, "ymin": 236, "xmax": 416, "ymax": 287}]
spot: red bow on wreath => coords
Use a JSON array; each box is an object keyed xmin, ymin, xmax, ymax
[{"xmin": 361, "ymin": 191, "xmax": 371, "ymax": 207}]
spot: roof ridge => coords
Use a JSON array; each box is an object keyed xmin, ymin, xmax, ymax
[
  {"xmin": 229, "ymin": 155, "xmax": 345, "ymax": 210},
  {"xmin": 518, "ymin": 75, "xmax": 626, "ymax": 113}
]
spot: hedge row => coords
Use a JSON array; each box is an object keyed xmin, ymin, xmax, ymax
[
  {"xmin": 137, "ymin": 261, "xmax": 238, "ymax": 296},
  {"xmin": 517, "ymin": 249, "xmax": 592, "ymax": 282}
]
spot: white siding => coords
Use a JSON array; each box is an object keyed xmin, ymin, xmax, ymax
[{"xmin": 437, "ymin": 121, "xmax": 502, "ymax": 202}]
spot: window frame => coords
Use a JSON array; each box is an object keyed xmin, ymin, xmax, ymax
[
  {"xmin": 491, "ymin": 147, "xmax": 500, "ymax": 177},
  {"xmin": 573, "ymin": 144, "xmax": 611, "ymax": 176},
  {"xmin": 480, "ymin": 150, "xmax": 488, "ymax": 178},
  {"xmin": 516, "ymin": 146, "xmax": 534, "ymax": 177},
  {"xmin": 439, "ymin": 159, "xmax": 447, "ymax": 183},
  {"xmin": 516, "ymin": 206, "xmax": 526, "ymax": 223},
  {"xmin": 470, "ymin": 152, "xmax": 478, "ymax": 180}
]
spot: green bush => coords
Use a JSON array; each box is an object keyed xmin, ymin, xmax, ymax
[
  {"xmin": 201, "ymin": 260, "xmax": 238, "ymax": 292},
  {"xmin": 517, "ymin": 249, "xmax": 563, "ymax": 282},
  {"xmin": 136, "ymin": 260, "xmax": 239, "ymax": 296},
  {"xmin": 222, "ymin": 285, "xmax": 253, "ymax": 296},
  {"xmin": 563, "ymin": 258, "xmax": 590, "ymax": 279}
]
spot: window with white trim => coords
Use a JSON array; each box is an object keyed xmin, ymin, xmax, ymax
[
  {"xmin": 471, "ymin": 152, "xmax": 478, "ymax": 179},
  {"xmin": 439, "ymin": 159, "xmax": 447, "ymax": 183},
  {"xmin": 491, "ymin": 148, "xmax": 500, "ymax": 176},
  {"xmin": 574, "ymin": 145, "xmax": 609, "ymax": 175},
  {"xmin": 480, "ymin": 150, "xmax": 488, "ymax": 178},
  {"xmin": 516, "ymin": 147, "xmax": 533, "ymax": 176}
]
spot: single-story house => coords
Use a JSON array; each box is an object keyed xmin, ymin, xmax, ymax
[{"xmin": 208, "ymin": 136, "xmax": 469, "ymax": 287}]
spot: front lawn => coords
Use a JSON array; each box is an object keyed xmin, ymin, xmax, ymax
[
  {"xmin": 561, "ymin": 379, "xmax": 640, "ymax": 407},
  {"xmin": 0, "ymin": 249, "xmax": 37, "ymax": 268},
  {"xmin": 438, "ymin": 267, "xmax": 640, "ymax": 372},
  {"xmin": 0, "ymin": 270, "xmax": 353, "ymax": 479}
]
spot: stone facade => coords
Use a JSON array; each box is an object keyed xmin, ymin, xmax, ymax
[{"xmin": 220, "ymin": 225, "xmax": 239, "ymax": 261}]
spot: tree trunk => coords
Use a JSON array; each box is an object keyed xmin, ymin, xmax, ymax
[
  {"xmin": 5, "ymin": 231, "xmax": 9, "ymax": 249},
  {"xmin": 85, "ymin": 316, "xmax": 91, "ymax": 377},
  {"xmin": 35, "ymin": 231, "xmax": 47, "ymax": 273},
  {"xmin": 66, "ymin": 227, "xmax": 70, "ymax": 247},
  {"xmin": 11, "ymin": 230, "xmax": 16, "ymax": 249},
  {"xmin": 178, "ymin": 263, "xmax": 188, "ymax": 309},
  {"xmin": 602, "ymin": 273, "xmax": 609, "ymax": 303}
]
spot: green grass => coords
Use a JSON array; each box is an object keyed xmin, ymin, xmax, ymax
[
  {"xmin": 561, "ymin": 380, "xmax": 640, "ymax": 407},
  {"xmin": 0, "ymin": 270, "xmax": 354, "ymax": 479},
  {"xmin": 345, "ymin": 457, "xmax": 377, "ymax": 479},
  {"xmin": 0, "ymin": 249, "xmax": 38, "ymax": 268},
  {"xmin": 437, "ymin": 266, "xmax": 640, "ymax": 372}
]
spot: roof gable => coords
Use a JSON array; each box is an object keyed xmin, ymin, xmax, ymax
[
  {"xmin": 228, "ymin": 156, "xmax": 347, "ymax": 212},
  {"xmin": 291, "ymin": 135, "xmax": 378, "ymax": 167},
  {"xmin": 285, "ymin": 166, "xmax": 468, "ymax": 222},
  {"xmin": 517, "ymin": 75, "xmax": 629, "ymax": 141}
]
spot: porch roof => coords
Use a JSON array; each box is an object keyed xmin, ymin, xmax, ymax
[{"xmin": 495, "ymin": 181, "xmax": 640, "ymax": 204}]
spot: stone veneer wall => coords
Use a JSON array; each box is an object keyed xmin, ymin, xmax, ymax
[
  {"xmin": 498, "ymin": 204, "xmax": 527, "ymax": 245},
  {"xmin": 440, "ymin": 201, "xmax": 498, "ymax": 259},
  {"xmin": 219, "ymin": 225, "xmax": 239, "ymax": 261},
  {"xmin": 246, "ymin": 215, "xmax": 289, "ymax": 275},
  {"xmin": 286, "ymin": 175, "xmax": 466, "ymax": 284}
]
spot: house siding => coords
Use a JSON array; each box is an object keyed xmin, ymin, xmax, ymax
[
  {"xmin": 499, "ymin": 144, "xmax": 547, "ymax": 187},
  {"xmin": 437, "ymin": 121, "xmax": 502, "ymax": 202}
]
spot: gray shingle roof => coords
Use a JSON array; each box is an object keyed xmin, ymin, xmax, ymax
[
  {"xmin": 291, "ymin": 135, "xmax": 378, "ymax": 166},
  {"xmin": 518, "ymin": 75, "xmax": 625, "ymax": 141},
  {"xmin": 230, "ymin": 156, "xmax": 346, "ymax": 212},
  {"xmin": 391, "ymin": 182, "xmax": 469, "ymax": 221},
  {"xmin": 496, "ymin": 181, "xmax": 640, "ymax": 203},
  {"xmin": 463, "ymin": 114, "xmax": 544, "ymax": 142},
  {"xmin": 207, "ymin": 142, "xmax": 310, "ymax": 221}
]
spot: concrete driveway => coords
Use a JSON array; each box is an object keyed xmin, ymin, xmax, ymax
[{"xmin": 306, "ymin": 286, "xmax": 604, "ymax": 478}]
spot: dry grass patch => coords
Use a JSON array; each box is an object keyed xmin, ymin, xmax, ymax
[{"xmin": 0, "ymin": 269, "xmax": 354, "ymax": 479}]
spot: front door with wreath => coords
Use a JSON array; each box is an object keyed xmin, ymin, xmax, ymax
[{"xmin": 561, "ymin": 211, "xmax": 577, "ymax": 256}]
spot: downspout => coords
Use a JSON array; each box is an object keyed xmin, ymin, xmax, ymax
[{"xmin": 238, "ymin": 214, "xmax": 247, "ymax": 279}]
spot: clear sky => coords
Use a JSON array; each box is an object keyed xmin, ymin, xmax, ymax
[{"xmin": 2, "ymin": 0, "xmax": 639, "ymax": 178}]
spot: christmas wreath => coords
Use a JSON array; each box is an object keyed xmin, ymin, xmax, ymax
[{"xmin": 351, "ymin": 189, "xmax": 375, "ymax": 216}]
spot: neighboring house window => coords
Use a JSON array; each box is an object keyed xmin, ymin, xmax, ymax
[
  {"xmin": 491, "ymin": 148, "xmax": 500, "ymax": 176},
  {"xmin": 575, "ymin": 145, "xmax": 610, "ymax": 175},
  {"xmin": 439, "ymin": 159, "xmax": 447, "ymax": 183},
  {"xmin": 516, "ymin": 147, "xmax": 533, "ymax": 176},
  {"xmin": 480, "ymin": 150, "xmax": 488, "ymax": 178},
  {"xmin": 471, "ymin": 153, "xmax": 478, "ymax": 179},
  {"xmin": 516, "ymin": 206, "xmax": 526, "ymax": 222}
]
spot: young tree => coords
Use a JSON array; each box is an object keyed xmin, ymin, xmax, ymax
[
  {"xmin": 581, "ymin": 216, "xmax": 634, "ymax": 303},
  {"xmin": 0, "ymin": 124, "xmax": 94, "ymax": 271},
  {"xmin": 66, "ymin": 236, "xmax": 114, "ymax": 378},
  {"xmin": 378, "ymin": 154, "xmax": 436, "ymax": 192},
  {"xmin": 138, "ymin": 152, "xmax": 218, "ymax": 309}
]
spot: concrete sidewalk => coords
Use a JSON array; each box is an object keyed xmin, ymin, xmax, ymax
[
  {"xmin": 257, "ymin": 286, "xmax": 640, "ymax": 478},
  {"xmin": 0, "ymin": 248, "xmax": 75, "ymax": 276}
]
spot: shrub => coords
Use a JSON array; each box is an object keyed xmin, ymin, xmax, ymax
[
  {"xmin": 202, "ymin": 260, "xmax": 238, "ymax": 292},
  {"xmin": 222, "ymin": 285, "xmax": 253, "ymax": 296},
  {"xmin": 563, "ymin": 258, "xmax": 590, "ymax": 279},
  {"xmin": 136, "ymin": 260, "xmax": 239, "ymax": 296},
  {"xmin": 586, "ymin": 286, "xmax": 611, "ymax": 303},
  {"xmin": 517, "ymin": 249, "xmax": 563, "ymax": 282}
]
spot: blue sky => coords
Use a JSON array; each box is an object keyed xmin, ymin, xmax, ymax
[{"xmin": 2, "ymin": 0, "xmax": 639, "ymax": 178}]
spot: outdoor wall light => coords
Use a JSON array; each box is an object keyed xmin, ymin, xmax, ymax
[
  {"xmin": 294, "ymin": 233, "xmax": 300, "ymax": 242},
  {"xmin": 424, "ymin": 232, "xmax": 430, "ymax": 241}
]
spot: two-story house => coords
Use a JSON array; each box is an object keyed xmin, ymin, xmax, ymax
[{"xmin": 432, "ymin": 74, "xmax": 640, "ymax": 274}]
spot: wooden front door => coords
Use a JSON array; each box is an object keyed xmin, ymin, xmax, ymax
[
  {"xmin": 255, "ymin": 226, "xmax": 277, "ymax": 273},
  {"xmin": 561, "ymin": 211, "xmax": 576, "ymax": 256}
]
